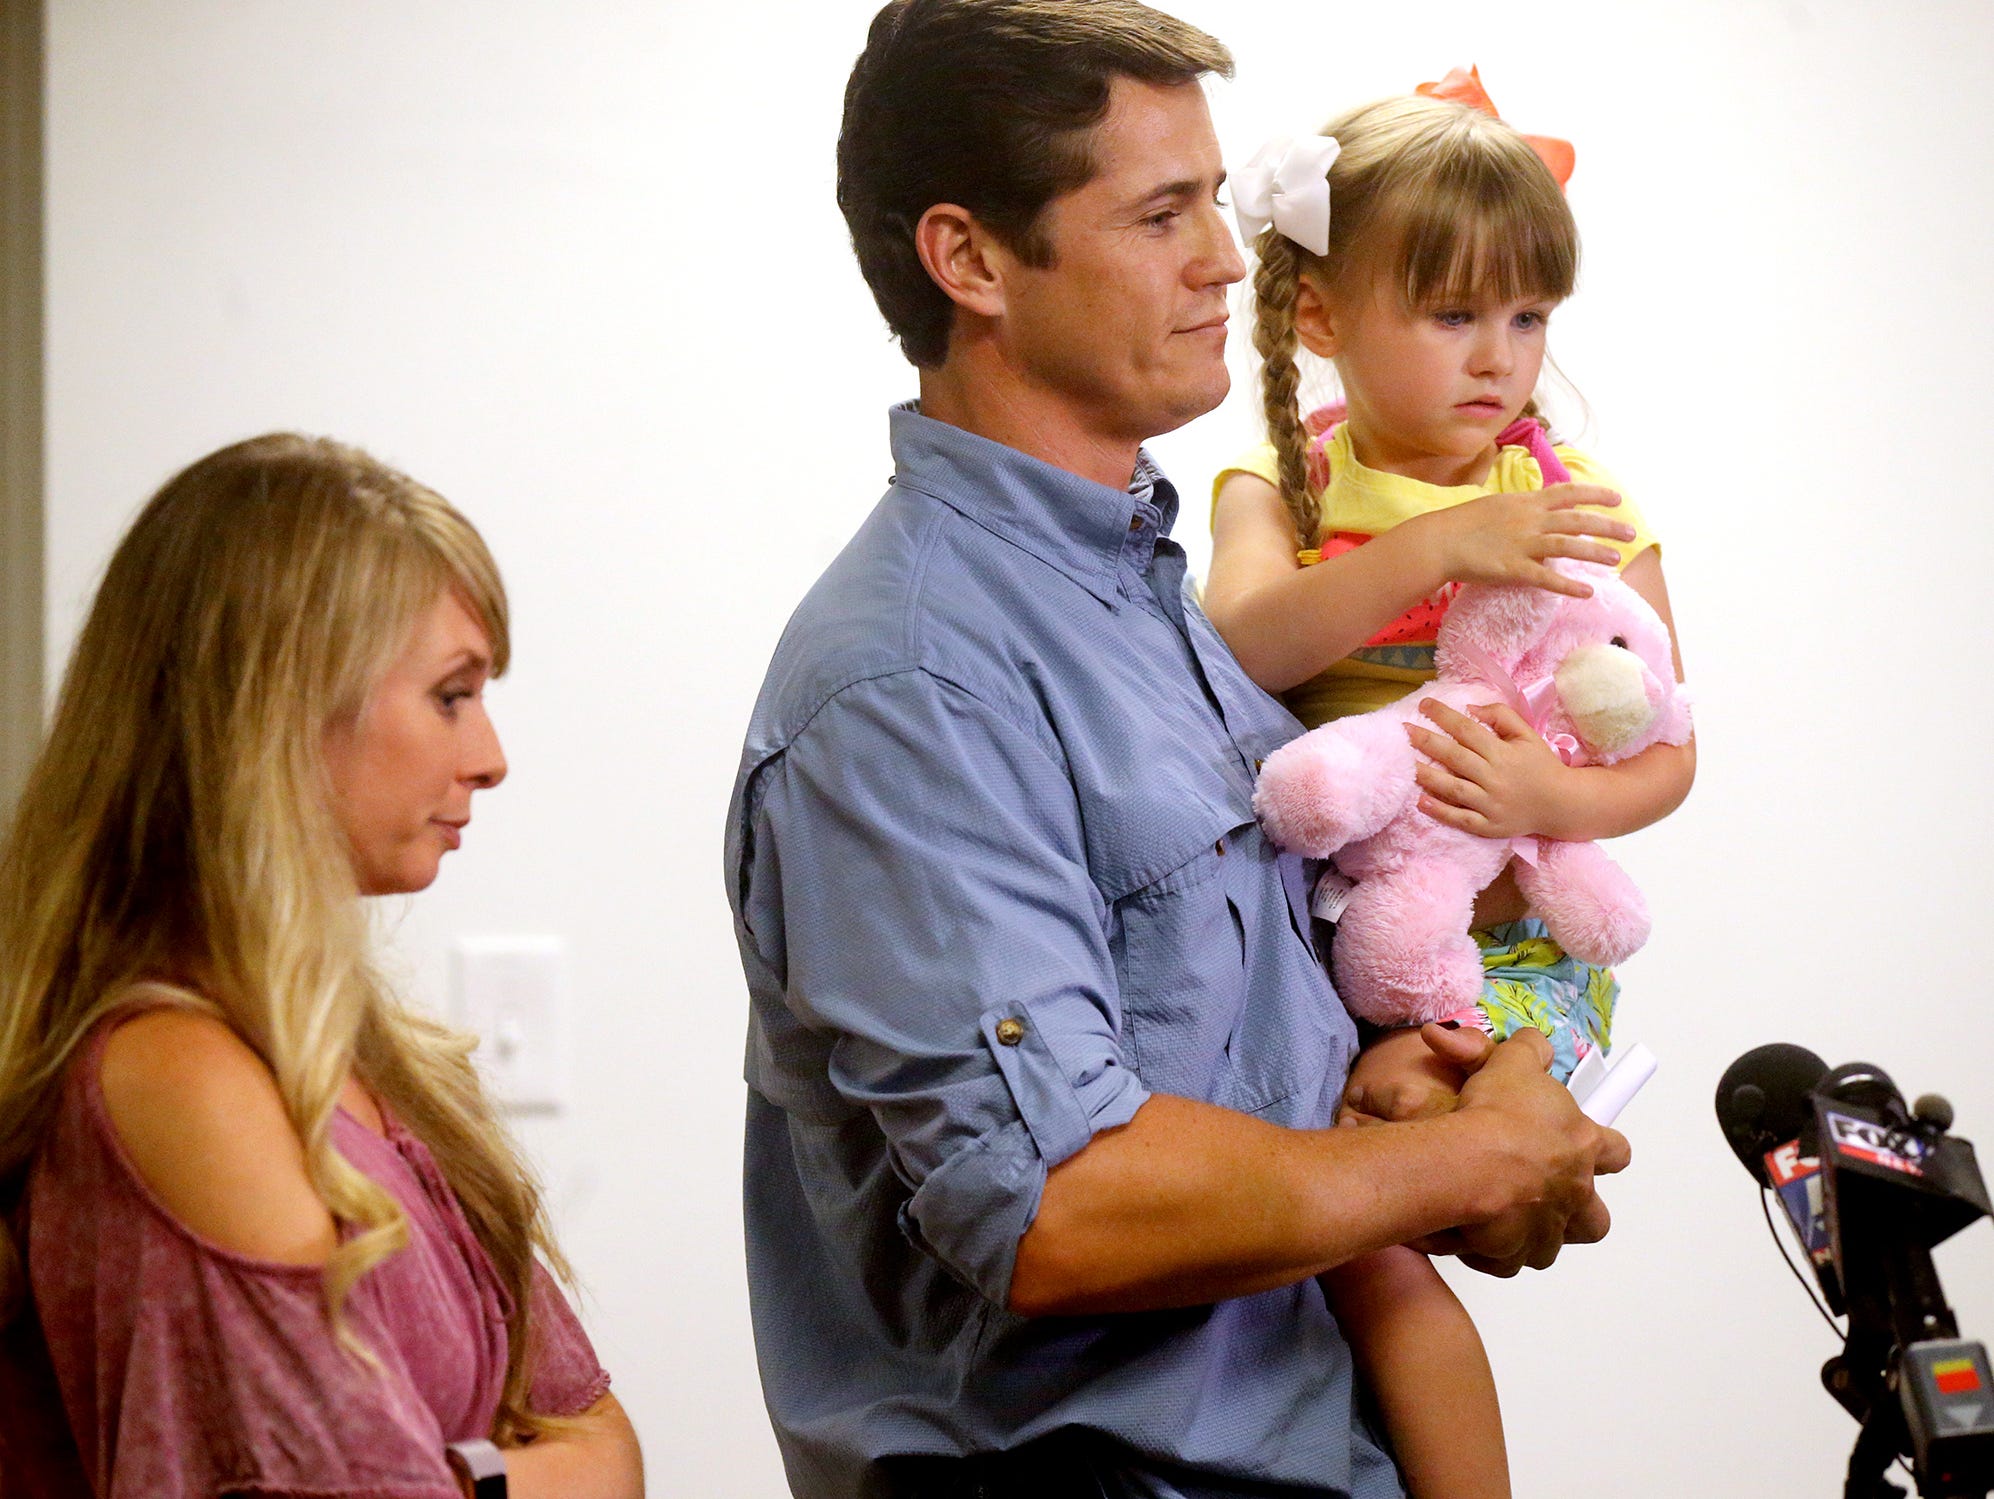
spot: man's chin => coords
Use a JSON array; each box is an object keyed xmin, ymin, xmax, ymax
[
  {"xmin": 1145, "ymin": 369, "xmax": 1231, "ymax": 440},
  {"xmin": 1124, "ymin": 364, "xmax": 1228, "ymax": 444}
]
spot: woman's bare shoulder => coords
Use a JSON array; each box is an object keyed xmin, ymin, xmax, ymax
[{"xmin": 97, "ymin": 1008, "xmax": 338, "ymax": 1264}]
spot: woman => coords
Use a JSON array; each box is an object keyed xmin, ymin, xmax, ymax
[{"xmin": 0, "ymin": 434, "xmax": 643, "ymax": 1497}]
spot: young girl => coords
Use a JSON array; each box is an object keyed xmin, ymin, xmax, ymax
[
  {"xmin": 1207, "ymin": 82, "xmax": 1693, "ymax": 1498},
  {"xmin": 0, "ymin": 435, "xmax": 644, "ymax": 1498}
]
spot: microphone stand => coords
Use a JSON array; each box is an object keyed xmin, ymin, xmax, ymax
[
  {"xmin": 1811, "ymin": 1093, "xmax": 1994, "ymax": 1499},
  {"xmin": 1826, "ymin": 1239, "xmax": 1973, "ymax": 1498}
]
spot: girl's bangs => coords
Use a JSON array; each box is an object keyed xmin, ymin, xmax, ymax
[{"xmin": 1391, "ymin": 176, "xmax": 1577, "ymax": 311}]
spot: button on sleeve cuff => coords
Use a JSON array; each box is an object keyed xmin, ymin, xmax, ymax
[{"xmin": 902, "ymin": 1007, "xmax": 1149, "ymax": 1304}]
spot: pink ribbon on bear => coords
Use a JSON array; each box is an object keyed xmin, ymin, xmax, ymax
[{"xmin": 1437, "ymin": 638, "xmax": 1582, "ymax": 768}]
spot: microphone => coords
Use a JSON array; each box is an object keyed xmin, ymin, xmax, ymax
[
  {"xmin": 1715, "ymin": 1044, "xmax": 1994, "ymax": 1495},
  {"xmin": 1914, "ymin": 1095, "xmax": 1956, "ymax": 1133},
  {"xmin": 1715, "ymin": 1042, "xmax": 1839, "ymax": 1311},
  {"xmin": 1817, "ymin": 1060, "xmax": 1907, "ymax": 1121},
  {"xmin": 1715, "ymin": 1042, "xmax": 1829, "ymax": 1188}
]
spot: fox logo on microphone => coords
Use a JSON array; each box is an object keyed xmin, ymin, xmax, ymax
[{"xmin": 1825, "ymin": 1109, "xmax": 1930, "ymax": 1178}]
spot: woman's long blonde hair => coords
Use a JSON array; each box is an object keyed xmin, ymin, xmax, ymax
[
  {"xmin": 0, "ymin": 433, "xmax": 565, "ymax": 1442},
  {"xmin": 1249, "ymin": 93, "xmax": 1580, "ymax": 548}
]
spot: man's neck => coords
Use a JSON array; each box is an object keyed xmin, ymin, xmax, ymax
[{"xmin": 917, "ymin": 355, "xmax": 1142, "ymax": 493}]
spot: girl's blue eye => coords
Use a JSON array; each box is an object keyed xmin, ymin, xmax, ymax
[{"xmin": 1434, "ymin": 309, "xmax": 1472, "ymax": 328}]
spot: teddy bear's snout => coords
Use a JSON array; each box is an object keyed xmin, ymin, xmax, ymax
[{"xmin": 1554, "ymin": 642, "xmax": 1654, "ymax": 755}]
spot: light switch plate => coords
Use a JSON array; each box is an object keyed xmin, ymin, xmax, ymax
[{"xmin": 452, "ymin": 935, "xmax": 568, "ymax": 1114}]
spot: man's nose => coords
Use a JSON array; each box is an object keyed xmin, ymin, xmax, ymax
[{"xmin": 1199, "ymin": 201, "xmax": 1247, "ymax": 287}]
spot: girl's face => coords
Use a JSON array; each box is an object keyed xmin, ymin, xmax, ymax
[
  {"xmin": 1300, "ymin": 274, "xmax": 1558, "ymax": 488},
  {"xmin": 323, "ymin": 589, "xmax": 507, "ymax": 897}
]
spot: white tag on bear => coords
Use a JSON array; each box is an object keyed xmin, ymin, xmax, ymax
[{"xmin": 1311, "ymin": 867, "xmax": 1356, "ymax": 924}]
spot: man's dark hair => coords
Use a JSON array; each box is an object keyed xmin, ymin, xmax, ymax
[{"xmin": 837, "ymin": 0, "xmax": 1233, "ymax": 368}]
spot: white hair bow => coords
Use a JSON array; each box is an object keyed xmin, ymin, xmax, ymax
[{"xmin": 1231, "ymin": 134, "xmax": 1341, "ymax": 257}]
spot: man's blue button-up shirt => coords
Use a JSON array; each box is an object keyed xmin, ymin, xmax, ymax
[{"xmin": 727, "ymin": 406, "xmax": 1402, "ymax": 1499}]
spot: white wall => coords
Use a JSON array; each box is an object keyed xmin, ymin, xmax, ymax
[{"xmin": 43, "ymin": 2, "xmax": 1994, "ymax": 1493}]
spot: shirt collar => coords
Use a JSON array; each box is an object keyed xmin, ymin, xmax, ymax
[{"xmin": 887, "ymin": 403, "xmax": 1180, "ymax": 609}]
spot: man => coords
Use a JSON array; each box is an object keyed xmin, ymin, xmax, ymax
[{"xmin": 725, "ymin": 3, "xmax": 1629, "ymax": 1494}]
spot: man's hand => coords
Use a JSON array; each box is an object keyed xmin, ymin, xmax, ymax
[
  {"xmin": 1342, "ymin": 1023, "xmax": 1630, "ymax": 1275},
  {"xmin": 1421, "ymin": 1027, "xmax": 1630, "ymax": 1276}
]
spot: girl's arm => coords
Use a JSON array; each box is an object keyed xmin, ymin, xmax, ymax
[
  {"xmin": 1206, "ymin": 472, "xmax": 1636, "ymax": 694},
  {"xmin": 1321, "ymin": 1246, "xmax": 1511, "ymax": 1499},
  {"xmin": 1207, "ymin": 473, "xmax": 1457, "ymax": 693},
  {"xmin": 1408, "ymin": 548, "xmax": 1696, "ymax": 842}
]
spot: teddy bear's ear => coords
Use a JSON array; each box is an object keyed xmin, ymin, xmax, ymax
[
  {"xmin": 1436, "ymin": 579, "xmax": 1563, "ymax": 674},
  {"xmin": 1437, "ymin": 558, "xmax": 1616, "ymax": 674},
  {"xmin": 1555, "ymin": 557, "xmax": 1619, "ymax": 590}
]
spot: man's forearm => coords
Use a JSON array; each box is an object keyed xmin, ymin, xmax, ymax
[
  {"xmin": 1011, "ymin": 1097, "xmax": 1513, "ymax": 1315},
  {"xmin": 1020, "ymin": 1092, "xmax": 1499, "ymax": 1307},
  {"xmin": 1008, "ymin": 1033, "xmax": 1624, "ymax": 1316}
]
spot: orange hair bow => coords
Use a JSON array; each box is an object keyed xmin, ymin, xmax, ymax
[{"xmin": 1416, "ymin": 64, "xmax": 1574, "ymax": 189}]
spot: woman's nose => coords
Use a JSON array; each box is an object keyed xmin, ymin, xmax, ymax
[{"xmin": 466, "ymin": 708, "xmax": 507, "ymax": 789}]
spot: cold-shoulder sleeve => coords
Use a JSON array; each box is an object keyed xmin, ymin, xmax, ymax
[
  {"xmin": 21, "ymin": 1023, "xmax": 512, "ymax": 1499},
  {"xmin": 524, "ymin": 1261, "xmax": 612, "ymax": 1417}
]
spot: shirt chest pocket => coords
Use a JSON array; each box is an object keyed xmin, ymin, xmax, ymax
[{"xmin": 1108, "ymin": 812, "xmax": 1318, "ymax": 1116}]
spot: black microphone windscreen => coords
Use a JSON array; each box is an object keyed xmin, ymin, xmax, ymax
[
  {"xmin": 1715, "ymin": 1043, "xmax": 1830, "ymax": 1187},
  {"xmin": 1913, "ymin": 1093, "xmax": 1956, "ymax": 1133},
  {"xmin": 1817, "ymin": 1061, "xmax": 1904, "ymax": 1118}
]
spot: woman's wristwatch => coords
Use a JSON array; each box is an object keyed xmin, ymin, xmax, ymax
[{"xmin": 445, "ymin": 1438, "xmax": 508, "ymax": 1498}]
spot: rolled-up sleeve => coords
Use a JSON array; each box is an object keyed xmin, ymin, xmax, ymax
[{"xmin": 737, "ymin": 667, "xmax": 1148, "ymax": 1304}]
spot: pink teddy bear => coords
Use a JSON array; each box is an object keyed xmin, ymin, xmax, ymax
[{"xmin": 1252, "ymin": 558, "xmax": 1692, "ymax": 1027}]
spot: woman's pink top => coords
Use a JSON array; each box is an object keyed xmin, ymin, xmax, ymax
[{"xmin": 0, "ymin": 1013, "xmax": 610, "ymax": 1498}]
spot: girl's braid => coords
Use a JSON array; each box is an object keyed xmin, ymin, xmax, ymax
[{"xmin": 1250, "ymin": 234, "xmax": 1321, "ymax": 550}]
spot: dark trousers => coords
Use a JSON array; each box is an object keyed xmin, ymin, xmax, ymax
[{"xmin": 876, "ymin": 1430, "xmax": 1112, "ymax": 1499}]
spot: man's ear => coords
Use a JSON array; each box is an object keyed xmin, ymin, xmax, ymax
[
  {"xmin": 914, "ymin": 203, "xmax": 1009, "ymax": 321},
  {"xmin": 1294, "ymin": 278, "xmax": 1339, "ymax": 359}
]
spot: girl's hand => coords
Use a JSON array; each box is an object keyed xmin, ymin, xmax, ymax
[
  {"xmin": 1408, "ymin": 699, "xmax": 1571, "ymax": 841},
  {"xmin": 1418, "ymin": 484, "xmax": 1635, "ymax": 598},
  {"xmin": 1338, "ymin": 1023, "xmax": 1486, "ymax": 1124}
]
